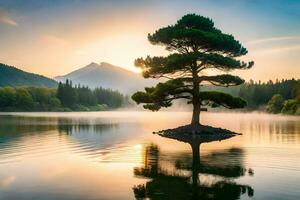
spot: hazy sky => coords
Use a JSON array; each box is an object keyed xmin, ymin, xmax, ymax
[{"xmin": 0, "ymin": 0, "xmax": 299, "ymax": 81}]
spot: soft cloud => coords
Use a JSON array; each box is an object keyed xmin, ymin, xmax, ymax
[
  {"xmin": 247, "ymin": 36, "xmax": 300, "ymax": 45},
  {"xmin": 0, "ymin": 176, "xmax": 15, "ymax": 188},
  {"xmin": 0, "ymin": 8, "xmax": 18, "ymax": 26},
  {"xmin": 246, "ymin": 35, "xmax": 300, "ymax": 56},
  {"xmin": 253, "ymin": 45, "xmax": 300, "ymax": 56}
]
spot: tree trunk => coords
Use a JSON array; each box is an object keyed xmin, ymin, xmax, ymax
[
  {"xmin": 191, "ymin": 103, "xmax": 201, "ymax": 125},
  {"xmin": 191, "ymin": 67, "xmax": 201, "ymax": 126}
]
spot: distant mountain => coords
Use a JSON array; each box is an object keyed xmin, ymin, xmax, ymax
[
  {"xmin": 55, "ymin": 62, "xmax": 156, "ymax": 94},
  {"xmin": 0, "ymin": 63, "xmax": 57, "ymax": 88}
]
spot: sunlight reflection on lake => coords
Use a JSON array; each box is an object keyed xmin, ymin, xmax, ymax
[{"xmin": 0, "ymin": 112, "xmax": 299, "ymax": 200}]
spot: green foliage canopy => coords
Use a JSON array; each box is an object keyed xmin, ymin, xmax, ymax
[
  {"xmin": 0, "ymin": 80, "xmax": 131, "ymax": 111},
  {"xmin": 57, "ymin": 80, "xmax": 130, "ymax": 109},
  {"xmin": 132, "ymin": 14, "xmax": 253, "ymax": 118},
  {"xmin": 266, "ymin": 94, "xmax": 284, "ymax": 114}
]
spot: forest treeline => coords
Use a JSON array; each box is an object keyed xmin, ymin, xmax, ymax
[
  {"xmin": 0, "ymin": 78, "xmax": 299, "ymax": 114},
  {"xmin": 0, "ymin": 80, "xmax": 131, "ymax": 111},
  {"xmin": 204, "ymin": 79, "xmax": 300, "ymax": 115}
]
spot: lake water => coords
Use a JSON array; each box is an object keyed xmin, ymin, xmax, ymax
[{"xmin": 0, "ymin": 112, "xmax": 299, "ymax": 200}]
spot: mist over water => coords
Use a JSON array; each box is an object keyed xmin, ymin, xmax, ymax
[{"xmin": 0, "ymin": 112, "xmax": 299, "ymax": 200}]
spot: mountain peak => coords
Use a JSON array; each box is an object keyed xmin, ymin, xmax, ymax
[
  {"xmin": 90, "ymin": 62, "xmax": 99, "ymax": 66},
  {"xmin": 100, "ymin": 62, "xmax": 112, "ymax": 66},
  {"xmin": 54, "ymin": 61, "xmax": 155, "ymax": 94},
  {"xmin": 85, "ymin": 62, "xmax": 100, "ymax": 68}
]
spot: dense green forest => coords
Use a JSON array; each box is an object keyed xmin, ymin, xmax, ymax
[
  {"xmin": 0, "ymin": 80, "xmax": 131, "ymax": 111},
  {"xmin": 204, "ymin": 79, "xmax": 300, "ymax": 115},
  {"xmin": 0, "ymin": 59, "xmax": 299, "ymax": 115},
  {"xmin": 0, "ymin": 63, "xmax": 57, "ymax": 87}
]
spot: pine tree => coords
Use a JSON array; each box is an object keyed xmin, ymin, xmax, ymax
[{"xmin": 132, "ymin": 14, "xmax": 253, "ymax": 125}]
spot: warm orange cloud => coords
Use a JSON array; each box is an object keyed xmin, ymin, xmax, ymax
[{"xmin": 0, "ymin": 8, "xmax": 17, "ymax": 26}]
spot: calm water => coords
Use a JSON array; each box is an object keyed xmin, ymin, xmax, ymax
[{"xmin": 0, "ymin": 112, "xmax": 299, "ymax": 200}]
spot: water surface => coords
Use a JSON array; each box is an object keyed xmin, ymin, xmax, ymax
[{"xmin": 0, "ymin": 112, "xmax": 299, "ymax": 200}]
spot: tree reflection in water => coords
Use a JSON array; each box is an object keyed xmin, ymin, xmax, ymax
[{"xmin": 133, "ymin": 130, "xmax": 254, "ymax": 200}]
